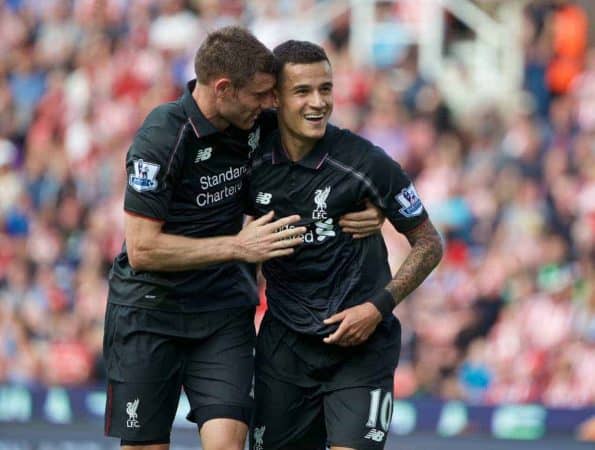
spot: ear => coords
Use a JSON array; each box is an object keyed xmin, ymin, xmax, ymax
[
  {"xmin": 272, "ymin": 89, "xmax": 280, "ymax": 108},
  {"xmin": 214, "ymin": 78, "xmax": 233, "ymax": 98}
]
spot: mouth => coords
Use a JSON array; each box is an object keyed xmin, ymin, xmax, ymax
[{"xmin": 304, "ymin": 113, "xmax": 326, "ymax": 125}]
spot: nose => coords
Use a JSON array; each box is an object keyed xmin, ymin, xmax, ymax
[{"xmin": 309, "ymin": 91, "xmax": 325, "ymax": 109}]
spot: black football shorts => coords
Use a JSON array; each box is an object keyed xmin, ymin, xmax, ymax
[
  {"xmin": 250, "ymin": 312, "xmax": 401, "ymax": 450},
  {"xmin": 103, "ymin": 303, "xmax": 256, "ymax": 442}
]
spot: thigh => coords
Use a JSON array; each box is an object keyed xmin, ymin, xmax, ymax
[
  {"xmin": 200, "ymin": 418, "xmax": 248, "ymax": 450},
  {"xmin": 250, "ymin": 315, "xmax": 325, "ymax": 450},
  {"xmin": 183, "ymin": 307, "xmax": 256, "ymax": 428},
  {"xmin": 104, "ymin": 304, "xmax": 183, "ymax": 442},
  {"xmin": 325, "ymin": 384, "xmax": 393, "ymax": 450},
  {"xmin": 325, "ymin": 318, "xmax": 401, "ymax": 449}
]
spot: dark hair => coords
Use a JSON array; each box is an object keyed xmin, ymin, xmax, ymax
[
  {"xmin": 194, "ymin": 26, "xmax": 276, "ymax": 88},
  {"xmin": 273, "ymin": 40, "xmax": 330, "ymax": 84}
]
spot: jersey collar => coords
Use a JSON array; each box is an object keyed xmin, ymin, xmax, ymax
[
  {"xmin": 182, "ymin": 80, "xmax": 220, "ymax": 138},
  {"xmin": 271, "ymin": 127, "xmax": 335, "ymax": 170}
]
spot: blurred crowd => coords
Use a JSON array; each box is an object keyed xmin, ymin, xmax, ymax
[{"xmin": 0, "ymin": 0, "xmax": 593, "ymax": 409}]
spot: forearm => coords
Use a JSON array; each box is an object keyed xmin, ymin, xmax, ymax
[
  {"xmin": 386, "ymin": 221, "xmax": 443, "ymax": 307},
  {"xmin": 125, "ymin": 211, "xmax": 305, "ymax": 272},
  {"xmin": 130, "ymin": 232, "xmax": 239, "ymax": 272}
]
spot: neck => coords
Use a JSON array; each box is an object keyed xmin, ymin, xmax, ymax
[
  {"xmin": 279, "ymin": 126, "xmax": 317, "ymax": 162},
  {"xmin": 192, "ymin": 83, "xmax": 229, "ymax": 131}
]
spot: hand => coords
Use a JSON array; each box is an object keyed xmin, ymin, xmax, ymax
[
  {"xmin": 236, "ymin": 211, "xmax": 306, "ymax": 263},
  {"xmin": 339, "ymin": 199, "xmax": 385, "ymax": 239},
  {"xmin": 323, "ymin": 302, "xmax": 382, "ymax": 346}
]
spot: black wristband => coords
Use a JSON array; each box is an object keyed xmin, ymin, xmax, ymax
[{"xmin": 370, "ymin": 289, "xmax": 395, "ymax": 318}]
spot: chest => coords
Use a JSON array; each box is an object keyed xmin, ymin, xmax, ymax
[
  {"xmin": 175, "ymin": 133, "xmax": 253, "ymax": 208},
  {"xmin": 250, "ymin": 161, "xmax": 365, "ymax": 220}
]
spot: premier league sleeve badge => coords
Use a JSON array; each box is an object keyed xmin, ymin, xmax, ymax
[{"xmin": 129, "ymin": 159, "xmax": 160, "ymax": 192}]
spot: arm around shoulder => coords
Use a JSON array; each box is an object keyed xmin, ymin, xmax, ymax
[
  {"xmin": 124, "ymin": 211, "xmax": 308, "ymax": 272},
  {"xmin": 125, "ymin": 212, "xmax": 238, "ymax": 271}
]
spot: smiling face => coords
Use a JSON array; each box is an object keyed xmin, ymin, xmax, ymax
[
  {"xmin": 275, "ymin": 61, "xmax": 333, "ymax": 145},
  {"xmin": 218, "ymin": 72, "xmax": 276, "ymax": 130}
]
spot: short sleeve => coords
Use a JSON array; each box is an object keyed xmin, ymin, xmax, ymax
[
  {"xmin": 124, "ymin": 121, "xmax": 184, "ymax": 220},
  {"xmin": 358, "ymin": 145, "xmax": 428, "ymax": 233}
]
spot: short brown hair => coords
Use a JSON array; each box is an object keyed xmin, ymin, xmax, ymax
[
  {"xmin": 194, "ymin": 26, "xmax": 276, "ymax": 88},
  {"xmin": 273, "ymin": 40, "xmax": 330, "ymax": 86}
]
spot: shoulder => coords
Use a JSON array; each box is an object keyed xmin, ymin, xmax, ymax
[
  {"xmin": 135, "ymin": 101, "xmax": 187, "ymax": 147},
  {"xmin": 142, "ymin": 100, "xmax": 186, "ymax": 131},
  {"xmin": 327, "ymin": 125, "xmax": 374, "ymax": 151},
  {"xmin": 327, "ymin": 125, "xmax": 390, "ymax": 166}
]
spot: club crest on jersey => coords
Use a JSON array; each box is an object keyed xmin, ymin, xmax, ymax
[
  {"xmin": 126, "ymin": 398, "xmax": 140, "ymax": 428},
  {"xmin": 253, "ymin": 425, "xmax": 265, "ymax": 450},
  {"xmin": 129, "ymin": 159, "xmax": 159, "ymax": 192},
  {"xmin": 312, "ymin": 186, "xmax": 331, "ymax": 219},
  {"xmin": 248, "ymin": 127, "xmax": 261, "ymax": 152},
  {"xmin": 395, "ymin": 183, "xmax": 423, "ymax": 218}
]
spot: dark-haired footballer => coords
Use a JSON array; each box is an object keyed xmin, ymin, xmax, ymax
[
  {"xmin": 103, "ymin": 27, "xmax": 383, "ymax": 450},
  {"xmin": 246, "ymin": 41, "xmax": 443, "ymax": 450}
]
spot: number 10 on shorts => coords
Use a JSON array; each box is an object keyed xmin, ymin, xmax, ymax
[{"xmin": 366, "ymin": 389, "xmax": 393, "ymax": 431}]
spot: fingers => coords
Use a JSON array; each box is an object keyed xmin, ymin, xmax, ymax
[
  {"xmin": 323, "ymin": 310, "xmax": 346, "ymax": 325},
  {"xmin": 334, "ymin": 328, "xmax": 371, "ymax": 346},
  {"xmin": 340, "ymin": 199, "xmax": 380, "ymax": 222},
  {"xmin": 238, "ymin": 212, "xmax": 307, "ymax": 263},
  {"xmin": 339, "ymin": 199, "xmax": 385, "ymax": 237},
  {"xmin": 272, "ymin": 226, "xmax": 307, "ymax": 241},
  {"xmin": 251, "ymin": 210, "xmax": 275, "ymax": 225},
  {"xmin": 323, "ymin": 320, "xmax": 348, "ymax": 344},
  {"xmin": 267, "ymin": 248, "xmax": 296, "ymax": 258},
  {"xmin": 339, "ymin": 218, "xmax": 381, "ymax": 228},
  {"xmin": 323, "ymin": 304, "xmax": 380, "ymax": 346},
  {"xmin": 249, "ymin": 213, "xmax": 305, "ymax": 241},
  {"xmin": 341, "ymin": 223, "xmax": 381, "ymax": 240},
  {"xmin": 324, "ymin": 327, "xmax": 367, "ymax": 346},
  {"xmin": 263, "ymin": 214, "xmax": 302, "ymax": 233},
  {"xmin": 270, "ymin": 236, "xmax": 304, "ymax": 249}
]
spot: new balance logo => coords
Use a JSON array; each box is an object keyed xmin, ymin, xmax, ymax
[
  {"xmin": 195, "ymin": 147, "xmax": 212, "ymax": 162},
  {"xmin": 256, "ymin": 192, "xmax": 272, "ymax": 205},
  {"xmin": 364, "ymin": 428, "xmax": 385, "ymax": 442}
]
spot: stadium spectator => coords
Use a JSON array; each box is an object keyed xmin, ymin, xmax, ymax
[{"xmin": 0, "ymin": 0, "xmax": 592, "ymax": 413}]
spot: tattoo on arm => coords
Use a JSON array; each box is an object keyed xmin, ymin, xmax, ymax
[{"xmin": 386, "ymin": 220, "xmax": 443, "ymax": 306}]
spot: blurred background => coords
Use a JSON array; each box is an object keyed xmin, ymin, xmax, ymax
[{"xmin": 0, "ymin": 0, "xmax": 594, "ymax": 448}]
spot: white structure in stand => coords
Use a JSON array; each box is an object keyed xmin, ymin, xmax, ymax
[{"xmin": 254, "ymin": 0, "xmax": 526, "ymax": 115}]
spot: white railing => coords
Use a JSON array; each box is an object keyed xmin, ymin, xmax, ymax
[{"xmin": 253, "ymin": 0, "xmax": 526, "ymax": 115}]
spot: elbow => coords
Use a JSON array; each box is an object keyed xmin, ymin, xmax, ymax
[
  {"xmin": 127, "ymin": 243, "xmax": 153, "ymax": 271},
  {"xmin": 433, "ymin": 234, "xmax": 445, "ymax": 268},
  {"xmin": 425, "ymin": 231, "xmax": 444, "ymax": 271}
]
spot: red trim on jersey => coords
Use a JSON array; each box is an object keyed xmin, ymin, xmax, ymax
[
  {"xmin": 124, "ymin": 209, "xmax": 166, "ymax": 223},
  {"xmin": 188, "ymin": 117, "xmax": 201, "ymax": 138},
  {"xmin": 104, "ymin": 382, "xmax": 113, "ymax": 435}
]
